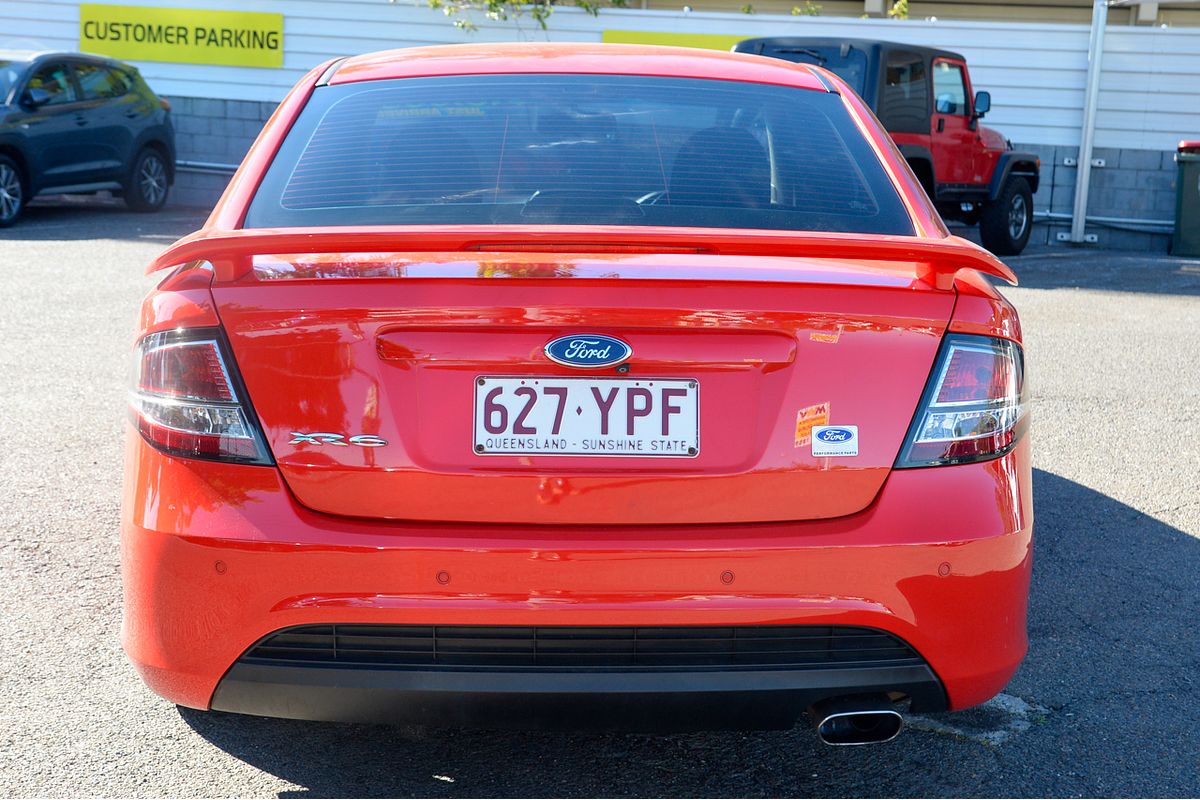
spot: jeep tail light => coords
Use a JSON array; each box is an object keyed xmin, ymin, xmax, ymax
[
  {"xmin": 896, "ymin": 334, "xmax": 1027, "ymax": 468},
  {"xmin": 130, "ymin": 328, "xmax": 272, "ymax": 464}
]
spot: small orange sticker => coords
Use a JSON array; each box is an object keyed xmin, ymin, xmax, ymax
[
  {"xmin": 810, "ymin": 326, "xmax": 842, "ymax": 344},
  {"xmin": 794, "ymin": 402, "xmax": 830, "ymax": 448}
]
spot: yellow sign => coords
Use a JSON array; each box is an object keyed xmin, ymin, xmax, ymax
[
  {"xmin": 80, "ymin": 4, "xmax": 284, "ymax": 68},
  {"xmin": 601, "ymin": 30, "xmax": 748, "ymax": 51}
]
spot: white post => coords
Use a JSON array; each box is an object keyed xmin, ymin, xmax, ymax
[{"xmin": 1071, "ymin": 0, "xmax": 1109, "ymax": 243}]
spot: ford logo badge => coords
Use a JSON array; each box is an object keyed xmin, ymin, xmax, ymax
[
  {"xmin": 544, "ymin": 334, "xmax": 632, "ymax": 369},
  {"xmin": 816, "ymin": 427, "xmax": 855, "ymax": 443}
]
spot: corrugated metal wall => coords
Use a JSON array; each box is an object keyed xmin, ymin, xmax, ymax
[{"xmin": 3, "ymin": 0, "xmax": 1198, "ymax": 150}]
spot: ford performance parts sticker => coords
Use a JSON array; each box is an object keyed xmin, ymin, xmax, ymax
[{"xmin": 811, "ymin": 425, "xmax": 858, "ymax": 457}]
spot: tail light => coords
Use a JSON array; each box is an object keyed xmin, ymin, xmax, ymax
[
  {"xmin": 896, "ymin": 334, "xmax": 1027, "ymax": 468},
  {"xmin": 130, "ymin": 328, "xmax": 272, "ymax": 464}
]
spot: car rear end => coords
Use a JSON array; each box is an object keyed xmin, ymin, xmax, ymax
[
  {"xmin": 126, "ymin": 64, "xmax": 176, "ymax": 166},
  {"xmin": 0, "ymin": 53, "xmax": 34, "ymax": 227},
  {"xmin": 121, "ymin": 45, "xmax": 1031, "ymax": 739}
]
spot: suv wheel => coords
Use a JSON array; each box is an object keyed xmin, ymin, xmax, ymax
[
  {"xmin": 126, "ymin": 147, "xmax": 170, "ymax": 212},
  {"xmin": 980, "ymin": 176, "xmax": 1033, "ymax": 256},
  {"xmin": 0, "ymin": 155, "xmax": 26, "ymax": 227}
]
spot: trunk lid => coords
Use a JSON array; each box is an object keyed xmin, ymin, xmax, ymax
[{"xmin": 208, "ymin": 248, "xmax": 961, "ymax": 525}]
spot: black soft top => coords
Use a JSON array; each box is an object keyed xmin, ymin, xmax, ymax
[{"xmin": 735, "ymin": 37, "xmax": 965, "ymax": 65}]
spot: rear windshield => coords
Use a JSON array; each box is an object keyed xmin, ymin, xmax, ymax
[
  {"xmin": 246, "ymin": 74, "xmax": 913, "ymax": 236},
  {"xmin": 759, "ymin": 47, "xmax": 869, "ymax": 96}
]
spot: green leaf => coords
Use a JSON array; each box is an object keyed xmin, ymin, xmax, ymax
[{"xmin": 424, "ymin": 0, "xmax": 630, "ymax": 31}]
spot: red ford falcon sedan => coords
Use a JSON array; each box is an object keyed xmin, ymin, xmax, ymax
[{"xmin": 122, "ymin": 43, "xmax": 1031, "ymax": 745}]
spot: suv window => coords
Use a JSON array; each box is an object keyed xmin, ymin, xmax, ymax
[
  {"xmin": 933, "ymin": 61, "xmax": 968, "ymax": 116},
  {"xmin": 246, "ymin": 75, "xmax": 915, "ymax": 236},
  {"xmin": 25, "ymin": 63, "xmax": 77, "ymax": 106},
  {"xmin": 877, "ymin": 51, "xmax": 928, "ymax": 135},
  {"xmin": 74, "ymin": 63, "xmax": 129, "ymax": 100}
]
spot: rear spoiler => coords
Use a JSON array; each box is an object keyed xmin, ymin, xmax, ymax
[{"xmin": 148, "ymin": 226, "xmax": 1017, "ymax": 288}]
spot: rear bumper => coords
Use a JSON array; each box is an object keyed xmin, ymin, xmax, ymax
[
  {"xmin": 121, "ymin": 429, "xmax": 1032, "ymax": 726},
  {"xmin": 212, "ymin": 660, "xmax": 943, "ymax": 731}
]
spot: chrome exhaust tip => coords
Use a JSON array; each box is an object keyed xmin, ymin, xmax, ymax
[{"xmin": 810, "ymin": 695, "xmax": 903, "ymax": 746}]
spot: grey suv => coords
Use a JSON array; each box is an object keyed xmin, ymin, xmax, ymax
[{"xmin": 0, "ymin": 50, "xmax": 176, "ymax": 226}]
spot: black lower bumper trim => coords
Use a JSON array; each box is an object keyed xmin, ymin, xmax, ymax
[{"xmin": 210, "ymin": 662, "xmax": 946, "ymax": 731}]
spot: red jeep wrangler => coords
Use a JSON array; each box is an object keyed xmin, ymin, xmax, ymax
[{"xmin": 736, "ymin": 37, "xmax": 1040, "ymax": 255}]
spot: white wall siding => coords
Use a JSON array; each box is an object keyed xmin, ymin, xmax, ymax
[{"xmin": 3, "ymin": 0, "xmax": 1199, "ymax": 150}]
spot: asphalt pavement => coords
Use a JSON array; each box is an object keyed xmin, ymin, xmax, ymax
[{"xmin": 1, "ymin": 200, "xmax": 1198, "ymax": 797}]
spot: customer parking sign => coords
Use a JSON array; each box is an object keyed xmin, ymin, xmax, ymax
[{"xmin": 79, "ymin": 4, "xmax": 283, "ymax": 68}]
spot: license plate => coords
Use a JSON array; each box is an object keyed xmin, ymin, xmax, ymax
[{"xmin": 473, "ymin": 376, "xmax": 699, "ymax": 457}]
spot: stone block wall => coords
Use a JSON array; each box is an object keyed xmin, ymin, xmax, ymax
[
  {"xmin": 163, "ymin": 96, "xmax": 277, "ymax": 210},
  {"xmin": 1017, "ymin": 141, "xmax": 1178, "ymax": 251}
]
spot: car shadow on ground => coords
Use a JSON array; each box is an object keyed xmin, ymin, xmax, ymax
[
  {"xmin": 0, "ymin": 199, "xmax": 207, "ymax": 243},
  {"xmin": 1005, "ymin": 247, "xmax": 1200, "ymax": 296},
  {"xmin": 949, "ymin": 223, "xmax": 1200, "ymax": 297},
  {"xmin": 177, "ymin": 468, "xmax": 1200, "ymax": 798}
]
